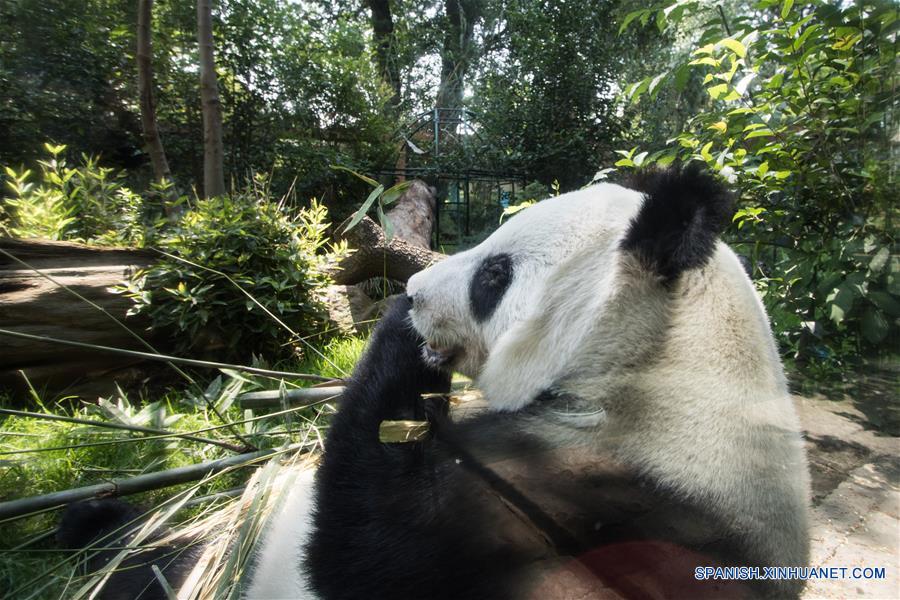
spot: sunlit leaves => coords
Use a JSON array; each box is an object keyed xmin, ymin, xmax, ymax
[
  {"xmin": 127, "ymin": 187, "xmax": 340, "ymax": 362},
  {"xmin": 615, "ymin": 0, "xmax": 898, "ymax": 360},
  {"xmin": 781, "ymin": 0, "xmax": 794, "ymax": 20},
  {"xmin": 719, "ymin": 38, "xmax": 747, "ymax": 58},
  {"xmin": 613, "ymin": 147, "xmax": 650, "ymax": 168}
]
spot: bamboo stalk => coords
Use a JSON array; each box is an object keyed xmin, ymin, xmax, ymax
[
  {"xmin": 236, "ymin": 386, "xmax": 345, "ymax": 410},
  {"xmin": 0, "ymin": 446, "xmax": 294, "ymax": 521},
  {"xmin": 0, "ymin": 407, "xmax": 244, "ymax": 453},
  {"xmin": 378, "ymin": 420, "xmax": 430, "ymax": 443},
  {"xmin": 0, "ymin": 328, "xmax": 332, "ymax": 382},
  {"xmin": 0, "ymin": 402, "xmax": 312, "ymax": 456}
]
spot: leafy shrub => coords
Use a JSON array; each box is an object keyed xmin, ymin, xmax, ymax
[
  {"xmin": 1, "ymin": 143, "xmax": 158, "ymax": 245},
  {"xmin": 619, "ymin": 1, "xmax": 898, "ymax": 365},
  {"xmin": 124, "ymin": 184, "xmax": 342, "ymax": 363}
]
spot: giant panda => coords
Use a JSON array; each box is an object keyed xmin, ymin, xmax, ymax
[{"xmin": 61, "ymin": 164, "xmax": 810, "ymax": 599}]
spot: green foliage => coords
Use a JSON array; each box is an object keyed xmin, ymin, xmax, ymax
[
  {"xmin": 332, "ymin": 165, "xmax": 412, "ymax": 240},
  {"xmin": 619, "ymin": 0, "xmax": 898, "ymax": 363},
  {"xmin": 124, "ymin": 182, "xmax": 341, "ymax": 363},
  {"xmin": 469, "ymin": 0, "xmax": 647, "ymax": 190},
  {"xmin": 0, "ymin": 387, "xmax": 240, "ymax": 594},
  {"xmin": 2, "ymin": 143, "xmax": 157, "ymax": 245},
  {"xmin": 0, "ymin": 328, "xmax": 366, "ymax": 596},
  {"xmin": 0, "ymin": 0, "xmax": 141, "ymax": 169},
  {"xmin": 0, "ymin": 1, "xmax": 394, "ymax": 205}
]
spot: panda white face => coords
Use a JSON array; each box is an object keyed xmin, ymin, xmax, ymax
[{"xmin": 406, "ymin": 183, "xmax": 644, "ymax": 381}]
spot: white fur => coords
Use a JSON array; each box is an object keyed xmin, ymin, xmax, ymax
[
  {"xmin": 407, "ymin": 184, "xmax": 643, "ymax": 382},
  {"xmin": 408, "ymin": 182, "xmax": 810, "ymax": 568},
  {"xmin": 244, "ymin": 468, "xmax": 317, "ymax": 599}
]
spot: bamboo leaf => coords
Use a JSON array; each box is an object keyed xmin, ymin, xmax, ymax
[
  {"xmin": 619, "ymin": 9, "xmax": 648, "ymax": 34},
  {"xmin": 707, "ymin": 83, "xmax": 729, "ymax": 99},
  {"xmin": 330, "ymin": 165, "xmax": 379, "ymax": 187},
  {"xmin": 781, "ymin": 0, "xmax": 794, "ymax": 19},
  {"xmin": 380, "ymin": 180, "xmax": 413, "ymax": 206},
  {"xmin": 342, "ymin": 184, "xmax": 384, "ymax": 234}
]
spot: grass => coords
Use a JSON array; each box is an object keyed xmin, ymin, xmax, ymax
[{"xmin": 0, "ymin": 334, "xmax": 366, "ymax": 598}]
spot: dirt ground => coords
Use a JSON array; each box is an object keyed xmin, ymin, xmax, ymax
[{"xmin": 798, "ymin": 391, "xmax": 899, "ymax": 599}]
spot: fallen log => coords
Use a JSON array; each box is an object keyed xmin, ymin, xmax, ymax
[
  {"xmin": 0, "ymin": 238, "xmax": 366, "ymax": 398},
  {"xmin": 0, "ymin": 237, "xmax": 159, "ymax": 398}
]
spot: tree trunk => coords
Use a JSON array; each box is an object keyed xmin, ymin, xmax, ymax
[
  {"xmin": 433, "ymin": 1, "xmax": 482, "ymax": 206},
  {"xmin": 137, "ymin": 0, "xmax": 179, "ymax": 217},
  {"xmin": 330, "ymin": 216, "xmax": 443, "ymax": 286},
  {"xmin": 367, "ymin": 0, "xmax": 401, "ymax": 112},
  {"xmin": 137, "ymin": 0, "xmax": 171, "ymax": 184},
  {"xmin": 385, "ymin": 179, "xmax": 437, "ymax": 249},
  {"xmin": 436, "ymin": 0, "xmax": 481, "ymax": 118},
  {"xmin": 196, "ymin": 0, "xmax": 226, "ymax": 198}
]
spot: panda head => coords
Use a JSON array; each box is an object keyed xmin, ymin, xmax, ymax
[
  {"xmin": 407, "ymin": 182, "xmax": 641, "ymax": 376},
  {"xmin": 407, "ymin": 164, "xmax": 741, "ymax": 412}
]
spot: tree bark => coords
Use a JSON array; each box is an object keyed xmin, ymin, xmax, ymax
[
  {"xmin": 0, "ymin": 237, "xmax": 159, "ymax": 399},
  {"xmin": 137, "ymin": 0, "xmax": 171, "ymax": 185},
  {"xmin": 330, "ymin": 216, "xmax": 444, "ymax": 285},
  {"xmin": 196, "ymin": 0, "xmax": 226, "ymax": 198},
  {"xmin": 367, "ymin": 0, "xmax": 401, "ymax": 112},
  {"xmin": 436, "ymin": 0, "xmax": 482, "ymax": 117},
  {"xmin": 385, "ymin": 179, "xmax": 437, "ymax": 249}
]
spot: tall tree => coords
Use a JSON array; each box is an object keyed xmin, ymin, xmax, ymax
[
  {"xmin": 470, "ymin": 0, "xmax": 633, "ymax": 189},
  {"xmin": 367, "ymin": 0, "xmax": 401, "ymax": 112},
  {"xmin": 136, "ymin": 0, "xmax": 172, "ymax": 185},
  {"xmin": 196, "ymin": 0, "xmax": 225, "ymax": 197},
  {"xmin": 435, "ymin": 0, "xmax": 481, "ymax": 115}
]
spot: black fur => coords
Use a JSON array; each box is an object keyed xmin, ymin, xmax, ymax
[
  {"xmin": 306, "ymin": 296, "xmax": 783, "ymax": 600},
  {"xmin": 623, "ymin": 163, "xmax": 734, "ymax": 283},
  {"xmin": 469, "ymin": 253, "xmax": 514, "ymax": 322},
  {"xmin": 305, "ymin": 296, "xmax": 549, "ymax": 599},
  {"xmin": 57, "ymin": 498, "xmax": 202, "ymax": 600}
]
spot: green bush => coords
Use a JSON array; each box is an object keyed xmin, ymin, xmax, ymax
[
  {"xmin": 619, "ymin": 0, "xmax": 898, "ymax": 366},
  {"xmin": 1, "ymin": 143, "xmax": 157, "ymax": 245},
  {"xmin": 123, "ymin": 185, "xmax": 342, "ymax": 363}
]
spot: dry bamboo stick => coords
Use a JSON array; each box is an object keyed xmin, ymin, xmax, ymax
[
  {"xmin": 0, "ymin": 408, "xmax": 244, "ymax": 453},
  {"xmin": 0, "ymin": 446, "xmax": 294, "ymax": 521},
  {"xmin": 236, "ymin": 386, "xmax": 345, "ymax": 410},
  {"xmin": 0, "ymin": 328, "xmax": 332, "ymax": 382}
]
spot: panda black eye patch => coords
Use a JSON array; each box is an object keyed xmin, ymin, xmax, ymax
[{"xmin": 469, "ymin": 253, "xmax": 513, "ymax": 322}]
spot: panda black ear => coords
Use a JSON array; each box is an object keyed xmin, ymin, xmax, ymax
[{"xmin": 621, "ymin": 162, "xmax": 734, "ymax": 283}]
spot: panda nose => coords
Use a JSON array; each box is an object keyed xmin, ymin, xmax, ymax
[{"xmin": 407, "ymin": 293, "xmax": 421, "ymax": 309}]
